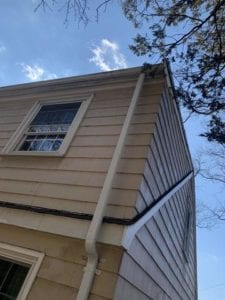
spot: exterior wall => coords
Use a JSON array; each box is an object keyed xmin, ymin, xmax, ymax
[
  {"xmin": 0, "ymin": 224, "xmax": 122, "ymax": 300},
  {"xmin": 114, "ymin": 83, "xmax": 197, "ymax": 299},
  {"xmin": 0, "ymin": 67, "xmax": 197, "ymax": 299},
  {"xmin": 0, "ymin": 72, "xmax": 163, "ymax": 223},
  {"xmin": 135, "ymin": 83, "xmax": 192, "ymax": 214},
  {"xmin": 114, "ymin": 181, "xmax": 196, "ymax": 300}
]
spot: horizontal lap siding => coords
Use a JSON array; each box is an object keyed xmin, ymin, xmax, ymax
[
  {"xmin": 0, "ymin": 102, "xmax": 36, "ymax": 153},
  {"xmin": 116, "ymin": 182, "xmax": 196, "ymax": 300},
  {"xmin": 116, "ymin": 84, "xmax": 196, "ymax": 299},
  {"xmin": 0, "ymin": 224, "xmax": 122, "ymax": 300},
  {"xmin": 114, "ymin": 277, "xmax": 152, "ymax": 300},
  {"xmin": 0, "ymin": 81, "xmax": 161, "ymax": 220},
  {"xmin": 136, "ymin": 84, "xmax": 193, "ymax": 214}
]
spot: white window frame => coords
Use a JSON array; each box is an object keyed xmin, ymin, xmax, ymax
[
  {"xmin": 2, "ymin": 94, "xmax": 93, "ymax": 157},
  {"xmin": 0, "ymin": 242, "xmax": 44, "ymax": 300}
]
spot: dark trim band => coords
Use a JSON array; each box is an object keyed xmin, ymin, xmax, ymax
[{"xmin": 0, "ymin": 172, "xmax": 192, "ymax": 226}]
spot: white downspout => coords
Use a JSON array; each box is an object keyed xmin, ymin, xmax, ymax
[{"xmin": 77, "ymin": 72, "xmax": 145, "ymax": 300}]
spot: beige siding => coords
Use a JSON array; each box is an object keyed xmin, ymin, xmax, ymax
[
  {"xmin": 114, "ymin": 82, "xmax": 196, "ymax": 299},
  {"xmin": 0, "ymin": 224, "xmax": 122, "ymax": 300},
  {"xmin": 0, "ymin": 68, "xmax": 196, "ymax": 299},
  {"xmin": 27, "ymin": 278, "xmax": 77, "ymax": 300},
  {"xmin": 115, "ymin": 181, "xmax": 196, "ymax": 300},
  {"xmin": 0, "ymin": 78, "xmax": 162, "ymax": 220},
  {"xmin": 136, "ymin": 83, "xmax": 193, "ymax": 213}
]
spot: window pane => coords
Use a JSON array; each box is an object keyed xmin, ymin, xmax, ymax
[
  {"xmin": 39, "ymin": 102, "xmax": 81, "ymax": 112},
  {"xmin": 39, "ymin": 139, "xmax": 54, "ymax": 151},
  {"xmin": 29, "ymin": 140, "xmax": 42, "ymax": 151},
  {"xmin": 19, "ymin": 140, "xmax": 32, "ymax": 151},
  {"xmin": 19, "ymin": 134, "xmax": 66, "ymax": 152},
  {"xmin": 1, "ymin": 264, "xmax": 29, "ymax": 297},
  {"xmin": 52, "ymin": 139, "xmax": 63, "ymax": 151},
  {"xmin": 0, "ymin": 293, "xmax": 13, "ymax": 300},
  {"xmin": 18, "ymin": 102, "xmax": 81, "ymax": 152},
  {"xmin": 31, "ymin": 102, "xmax": 81, "ymax": 126},
  {"xmin": 0, "ymin": 260, "xmax": 11, "ymax": 286},
  {"xmin": 0, "ymin": 259, "xmax": 29, "ymax": 299},
  {"xmin": 63, "ymin": 111, "xmax": 77, "ymax": 123}
]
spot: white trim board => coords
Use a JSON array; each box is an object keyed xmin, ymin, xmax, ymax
[
  {"xmin": 1, "ymin": 94, "xmax": 93, "ymax": 157},
  {"xmin": 0, "ymin": 242, "xmax": 44, "ymax": 300},
  {"xmin": 122, "ymin": 172, "xmax": 193, "ymax": 250}
]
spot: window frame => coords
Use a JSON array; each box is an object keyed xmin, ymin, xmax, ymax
[
  {"xmin": 2, "ymin": 95, "xmax": 93, "ymax": 157},
  {"xmin": 0, "ymin": 242, "xmax": 44, "ymax": 300}
]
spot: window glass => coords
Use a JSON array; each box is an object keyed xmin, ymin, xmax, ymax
[
  {"xmin": 0, "ymin": 258, "xmax": 29, "ymax": 299},
  {"xmin": 18, "ymin": 102, "xmax": 81, "ymax": 152}
]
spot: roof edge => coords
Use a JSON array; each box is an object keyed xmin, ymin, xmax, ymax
[
  {"xmin": 163, "ymin": 59, "xmax": 194, "ymax": 170},
  {"xmin": 0, "ymin": 66, "xmax": 138, "ymax": 90},
  {"xmin": 0, "ymin": 64, "xmax": 164, "ymax": 93}
]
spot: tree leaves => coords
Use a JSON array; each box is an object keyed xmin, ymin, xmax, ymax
[
  {"xmin": 123, "ymin": 0, "xmax": 225, "ymax": 144},
  {"xmin": 35, "ymin": 0, "xmax": 225, "ymax": 144}
]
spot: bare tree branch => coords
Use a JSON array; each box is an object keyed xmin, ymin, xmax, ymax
[{"xmin": 96, "ymin": 0, "xmax": 112, "ymax": 22}]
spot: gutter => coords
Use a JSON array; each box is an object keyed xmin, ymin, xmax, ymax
[{"xmin": 76, "ymin": 72, "xmax": 145, "ymax": 300}]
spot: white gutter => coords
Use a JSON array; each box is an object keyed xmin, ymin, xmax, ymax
[
  {"xmin": 77, "ymin": 72, "xmax": 145, "ymax": 300},
  {"xmin": 122, "ymin": 171, "xmax": 193, "ymax": 250}
]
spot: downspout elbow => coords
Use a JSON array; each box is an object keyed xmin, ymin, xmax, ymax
[
  {"xmin": 76, "ymin": 228, "xmax": 98, "ymax": 300},
  {"xmin": 76, "ymin": 255, "xmax": 98, "ymax": 300}
]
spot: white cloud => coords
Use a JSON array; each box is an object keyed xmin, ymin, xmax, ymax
[
  {"xmin": 21, "ymin": 64, "xmax": 44, "ymax": 81},
  {"xmin": 20, "ymin": 63, "xmax": 57, "ymax": 81},
  {"xmin": 90, "ymin": 39, "xmax": 127, "ymax": 71},
  {"xmin": 0, "ymin": 44, "xmax": 6, "ymax": 54}
]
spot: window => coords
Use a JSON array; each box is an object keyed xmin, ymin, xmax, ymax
[
  {"xmin": 2, "ymin": 95, "xmax": 93, "ymax": 156},
  {"xmin": 0, "ymin": 242, "xmax": 44, "ymax": 300},
  {"xmin": 0, "ymin": 258, "xmax": 29, "ymax": 299},
  {"xmin": 18, "ymin": 102, "xmax": 81, "ymax": 152}
]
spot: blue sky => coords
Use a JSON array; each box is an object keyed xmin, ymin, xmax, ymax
[
  {"xmin": 0, "ymin": 0, "xmax": 145, "ymax": 86},
  {"xmin": 1, "ymin": 1, "xmax": 225, "ymax": 299}
]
